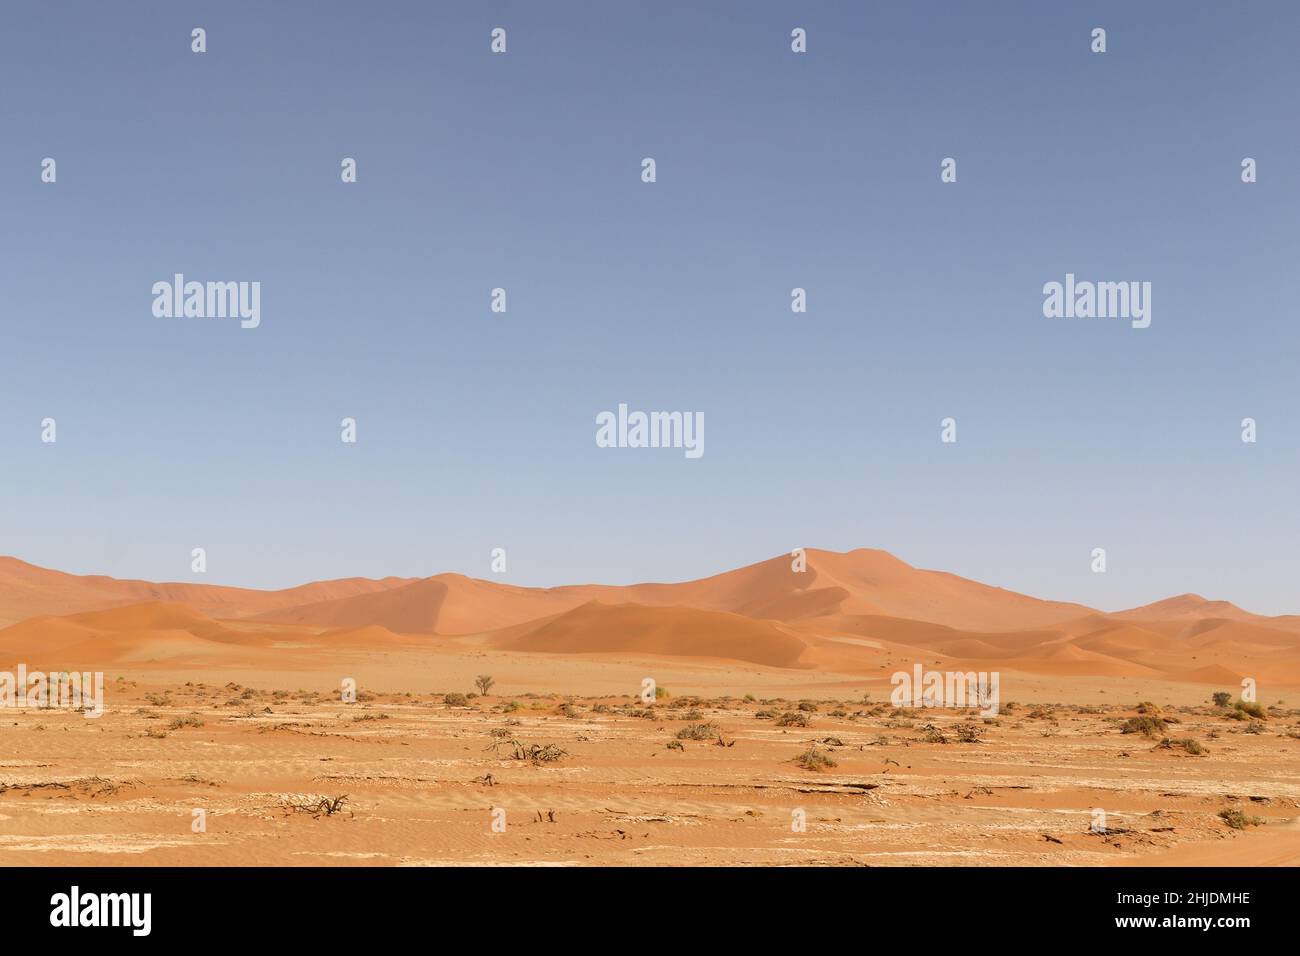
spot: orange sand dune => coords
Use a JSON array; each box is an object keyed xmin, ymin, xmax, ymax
[
  {"xmin": 253, "ymin": 574, "xmax": 595, "ymax": 635},
  {"xmin": 2, "ymin": 548, "xmax": 1298, "ymax": 682},
  {"xmin": 0, "ymin": 602, "xmax": 256, "ymax": 666},
  {"xmin": 253, "ymin": 578, "xmax": 451, "ymax": 633},
  {"xmin": 0, "ymin": 601, "xmax": 415, "ymax": 667},
  {"xmin": 0, "ymin": 556, "xmax": 415, "ymax": 626},
  {"xmin": 0, "ymin": 548, "xmax": 1100, "ymax": 634},
  {"xmin": 796, "ymin": 549, "xmax": 1094, "ymax": 630},
  {"xmin": 493, "ymin": 601, "xmax": 810, "ymax": 668},
  {"xmin": 1180, "ymin": 618, "xmax": 1300, "ymax": 648},
  {"xmin": 244, "ymin": 550, "xmax": 917, "ymax": 635},
  {"xmin": 1069, "ymin": 622, "xmax": 1184, "ymax": 658},
  {"xmin": 1115, "ymin": 593, "xmax": 1259, "ymax": 623},
  {"xmin": 584, "ymin": 549, "xmax": 1093, "ymax": 630}
]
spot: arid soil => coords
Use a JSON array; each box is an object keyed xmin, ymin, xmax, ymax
[{"xmin": 2, "ymin": 673, "xmax": 1297, "ymax": 866}]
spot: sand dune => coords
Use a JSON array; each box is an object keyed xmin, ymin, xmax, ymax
[
  {"xmin": 254, "ymin": 574, "xmax": 595, "ymax": 635},
  {"xmin": 493, "ymin": 601, "xmax": 810, "ymax": 668},
  {"xmin": 0, "ymin": 601, "xmax": 415, "ymax": 667},
  {"xmin": 253, "ymin": 579, "xmax": 451, "ymax": 633},
  {"xmin": 0, "ymin": 556, "xmax": 415, "ymax": 626},
  {"xmin": 797, "ymin": 549, "xmax": 1094, "ymax": 630},
  {"xmin": 240, "ymin": 547, "xmax": 1096, "ymax": 637},
  {"xmin": 1116, "ymin": 593, "xmax": 1259, "ymax": 623},
  {"xmin": 2, "ymin": 548, "xmax": 1298, "ymax": 682},
  {"xmin": 1070, "ymin": 623, "xmax": 1184, "ymax": 658}
]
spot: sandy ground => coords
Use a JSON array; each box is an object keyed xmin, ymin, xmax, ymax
[{"xmin": 1, "ymin": 648, "xmax": 1297, "ymax": 867}]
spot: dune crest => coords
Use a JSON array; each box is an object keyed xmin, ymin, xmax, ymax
[{"xmin": 1, "ymin": 549, "xmax": 1296, "ymax": 680}]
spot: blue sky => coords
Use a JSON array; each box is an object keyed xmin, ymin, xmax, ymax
[{"xmin": 2, "ymin": 1, "xmax": 1297, "ymax": 614}]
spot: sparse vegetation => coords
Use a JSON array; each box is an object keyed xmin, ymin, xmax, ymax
[
  {"xmin": 794, "ymin": 744, "xmax": 837, "ymax": 772},
  {"xmin": 1234, "ymin": 699, "xmax": 1267, "ymax": 720},
  {"xmin": 284, "ymin": 794, "xmax": 352, "ymax": 818},
  {"xmin": 776, "ymin": 711, "xmax": 810, "ymax": 728},
  {"xmin": 676, "ymin": 722, "xmax": 718, "ymax": 741},
  {"xmin": 1121, "ymin": 715, "xmax": 1167, "ymax": 738},
  {"xmin": 475, "ymin": 675, "xmax": 495, "ymax": 696},
  {"xmin": 1157, "ymin": 737, "xmax": 1205, "ymax": 755},
  {"xmin": 509, "ymin": 741, "xmax": 568, "ymax": 763},
  {"xmin": 1218, "ymin": 808, "xmax": 1263, "ymax": 830}
]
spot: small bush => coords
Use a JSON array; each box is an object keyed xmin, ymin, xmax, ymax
[
  {"xmin": 1157, "ymin": 737, "xmax": 1205, "ymax": 755},
  {"xmin": 776, "ymin": 712, "xmax": 810, "ymax": 728},
  {"xmin": 510, "ymin": 741, "xmax": 567, "ymax": 763},
  {"xmin": 1234, "ymin": 699, "xmax": 1267, "ymax": 720},
  {"xmin": 1121, "ymin": 715, "xmax": 1167, "ymax": 738},
  {"xmin": 444, "ymin": 693, "xmax": 469, "ymax": 707},
  {"xmin": 1219, "ymin": 808, "xmax": 1263, "ymax": 830},
  {"xmin": 676, "ymin": 722, "xmax": 718, "ymax": 741},
  {"xmin": 794, "ymin": 745, "xmax": 837, "ymax": 772},
  {"xmin": 1212, "ymin": 691, "xmax": 1232, "ymax": 708},
  {"xmin": 286, "ymin": 794, "xmax": 351, "ymax": 818}
]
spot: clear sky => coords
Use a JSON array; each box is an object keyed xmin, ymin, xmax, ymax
[{"xmin": 2, "ymin": 1, "xmax": 1297, "ymax": 614}]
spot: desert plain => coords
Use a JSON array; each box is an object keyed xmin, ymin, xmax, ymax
[{"xmin": 1, "ymin": 547, "xmax": 1297, "ymax": 866}]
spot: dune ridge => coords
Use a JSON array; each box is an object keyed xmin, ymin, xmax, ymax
[{"xmin": 1, "ymin": 549, "xmax": 1297, "ymax": 682}]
